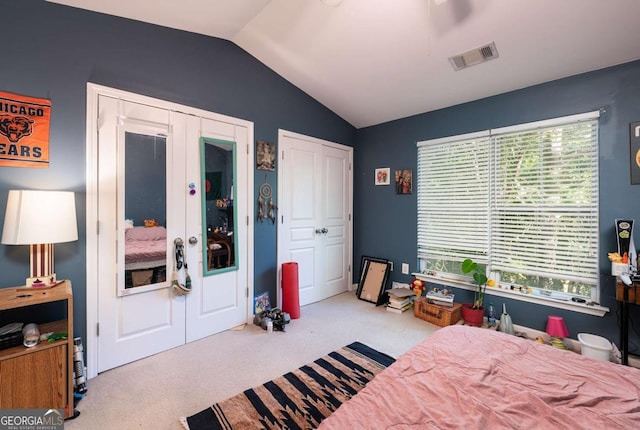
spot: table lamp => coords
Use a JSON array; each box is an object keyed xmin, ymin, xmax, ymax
[
  {"xmin": 546, "ymin": 315, "xmax": 569, "ymax": 350},
  {"xmin": 2, "ymin": 190, "xmax": 78, "ymax": 287}
]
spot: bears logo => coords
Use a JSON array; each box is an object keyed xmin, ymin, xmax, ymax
[{"xmin": 0, "ymin": 114, "xmax": 35, "ymax": 143}]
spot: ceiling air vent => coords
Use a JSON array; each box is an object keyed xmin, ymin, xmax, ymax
[{"xmin": 448, "ymin": 42, "xmax": 499, "ymax": 71}]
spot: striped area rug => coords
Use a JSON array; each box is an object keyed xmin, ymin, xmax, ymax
[{"xmin": 180, "ymin": 342, "xmax": 395, "ymax": 430}]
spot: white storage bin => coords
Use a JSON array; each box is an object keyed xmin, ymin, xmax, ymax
[{"xmin": 578, "ymin": 333, "xmax": 612, "ymax": 362}]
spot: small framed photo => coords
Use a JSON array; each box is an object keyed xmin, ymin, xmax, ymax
[
  {"xmin": 256, "ymin": 141, "xmax": 275, "ymax": 171},
  {"xmin": 395, "ymin": 169, "xmax": 412, "ymax": 194},
  {"xmin": 375, "ymin": 168, "xmax": 390, "ymax": 185},
  {"xmin": 630, "ymin": 121, "xmax": 640, "ymax": 184}
]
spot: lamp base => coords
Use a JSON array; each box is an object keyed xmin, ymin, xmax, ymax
[
  {"xmin": 26, "ymin": 273, "xmax": 57, "ymax": 288},
  {"xmin": 550, "ymin": 336, "xmax": 568, "ymax": 350}
]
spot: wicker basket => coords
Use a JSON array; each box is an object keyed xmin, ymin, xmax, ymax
[{"xmin": 413, "ymin": 298, "xmax": 461, "ymax": 327}]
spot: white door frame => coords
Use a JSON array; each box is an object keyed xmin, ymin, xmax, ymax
[
  {"xmin": 276, "ymin": 129, "xmax": 353, "ymax": 307},
  {"xmin": 85, "ymin": 83, "xmax": 254, "ymax": 378}
]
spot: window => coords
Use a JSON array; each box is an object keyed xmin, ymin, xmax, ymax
[{"xmin": 417, "ymin": 111, "xmax": 599, "ymax": 303}]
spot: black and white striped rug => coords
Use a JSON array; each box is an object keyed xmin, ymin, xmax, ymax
[{"xmin": 180, "ymin": 342, "xmax": 394, "ymax": 430}]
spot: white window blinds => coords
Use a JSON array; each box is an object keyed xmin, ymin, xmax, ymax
[
  {"xmin": 491, "ymin": 115, "xmax": 599, "ymax": 285},
  {"xmin": 417, "ymin": 111, "xmax": 599, "ymax": 290},
  {"xmin": 417, "ymin": 131, "xmax": 491, "ymax": 265}
]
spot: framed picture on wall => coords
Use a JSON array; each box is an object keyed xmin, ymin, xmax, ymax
[
  {"xmin": 395, "ymin": 169, "xmax": 412, "ymax": 194},
  {"xmin": 375, "ymin": 168, "xmax": 390, "ymax": 185},
  {"xmin": 630, "ymin": 121, "xmax": 640, "ymax": 184},
  {"xmin": 257, "ymin": 141, "xmax": 275, "ymax": 171}
]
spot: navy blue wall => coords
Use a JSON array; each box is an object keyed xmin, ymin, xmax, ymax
[
  {"xmin": 355, "ymin": 60, "xmax": 640, "ymax": 355},
  {"xmin": 125, "ymin": 134, "xmax": 167, "ymax": 226},
  {"xmin": 0, "ymin": 0, "xmax": 355, "ymax": 344}
]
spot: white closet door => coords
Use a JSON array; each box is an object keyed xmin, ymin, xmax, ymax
[
  {"xmin": 89, "ymin": 85, "xmax": 254, "ymax": 376},
  {"xmin": 184, "ymin": 115, "xmax": 251, "ymax": 342},
  {"xmin": 278, "ymin": 130, "xmax": 352, "ymax": 306},
  {"xmin": 97, "ymin": 96, "xmax": 186, "ymax": 372}
]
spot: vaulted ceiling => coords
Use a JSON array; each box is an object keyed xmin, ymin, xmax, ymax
[{"xmin": 47, "ymin": 0, "xmax": 640, "ymax": 128}]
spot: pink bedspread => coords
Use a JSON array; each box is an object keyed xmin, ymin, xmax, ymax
[{"xmin": 319, "ymin": 325, "xmax": 640, "ymax": 429}]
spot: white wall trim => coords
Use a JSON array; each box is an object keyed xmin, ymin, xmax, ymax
[{"xmin": 415, "ymin": 273, "xmax": 609, "ymax": 317}]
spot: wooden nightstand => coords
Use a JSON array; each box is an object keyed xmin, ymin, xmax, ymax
[{"xmin": 0, "ymin": 281, "xmax": 74, "ymax": 418}]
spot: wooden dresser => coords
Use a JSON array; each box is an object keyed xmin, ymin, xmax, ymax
[{"xmin": 0, "ymin": 281, "xmax": 74, "ymax": 418}]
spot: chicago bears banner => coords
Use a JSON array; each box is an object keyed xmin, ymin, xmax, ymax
[{"xmin": 0, "ymin": 90, "xmax": 51, "ymax": 168}]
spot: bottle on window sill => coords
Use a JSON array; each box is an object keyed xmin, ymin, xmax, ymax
[{"xmin": 487, "ymin": 302, "xmax": 496, "ymax": 327}]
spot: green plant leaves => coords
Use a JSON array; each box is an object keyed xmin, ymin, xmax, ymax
[
  {"xmin": 473, "ymin": 272, "xmax": 488, "ymax": 286},
  {"xmin": 461, "ymin": 258, "xmax": 476, "ymax": 274}
]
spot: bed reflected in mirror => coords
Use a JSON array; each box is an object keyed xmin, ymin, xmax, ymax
[
  {"xmin": 122, "ymin": 132, "xmax": 168, "ymax": 291},
  {"xmin": 201, "ymin": 137, "xmax": 237, "ymax": 275}
]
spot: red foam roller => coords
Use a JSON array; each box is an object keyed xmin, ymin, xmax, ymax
[{"xmin": 282, "ymin": 262, "xmax": 300, "ymax": 319}]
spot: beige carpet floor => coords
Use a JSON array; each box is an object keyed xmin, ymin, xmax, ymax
[{"xmin": 65, "ymin": 291, "xmax": 439, "ymax": 429}]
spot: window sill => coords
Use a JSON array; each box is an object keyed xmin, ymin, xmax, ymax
[{"xmin": 414, "ymin": 273, "xmax": 609, "ymax": 317}]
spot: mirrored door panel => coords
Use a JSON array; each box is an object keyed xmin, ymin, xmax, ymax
[
  {"xmin": 201, "ymin": 137, "xmax": 237, "ymax": 275},
  {"xmin": 120, "ymin": 130, "xmax": 168, "ymax": 294}
]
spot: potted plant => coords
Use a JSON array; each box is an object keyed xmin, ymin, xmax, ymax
[{"xmin": 460, "ymin": 258, "xmax": 492, "ymax": 326}]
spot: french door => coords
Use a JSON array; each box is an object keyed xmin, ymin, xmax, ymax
[
  {"xmin": 86, "ymin": 84, "xmax": 253, "ymax": 376},
  {"xmin": 277, "ymin": 130, "xmax": 353, "ymax": 306}
]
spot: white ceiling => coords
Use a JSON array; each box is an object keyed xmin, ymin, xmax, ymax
[{"xmin": 47, "ymin": 0, "xmax": 640, "ymax": 128}]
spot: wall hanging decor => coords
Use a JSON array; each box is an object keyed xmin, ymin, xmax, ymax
[
  {"xmin": 256, "ymin": 140, "xmax": 275, "ymax": 171},
  {"xmin": 257, "ymin": 175, "xmax": 277, "ymax": 223},
  {"xmin": 0, "ymin": 90, "xmax": 51, "ymax": 168},
  {"xmin": 375, "ymin": 167, "xmax": 390, "ymax": 185},
  {"xmin": 395, "ymin": 169, "xmax": 413, "ymax": 194},
  {"xmin": 630, "ymin": 121, "xmax": 640, "ymax": 184}
]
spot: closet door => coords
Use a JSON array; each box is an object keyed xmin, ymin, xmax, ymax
[
  {"xmin": 278, "ymin": 130, "xmax": 352, "ymax": 306},
  {"xmin": 183, "ymin": 115, "xmax": 251, "ymax": 342},
  {"xmin": 96, "ymin": 96, "xmax": 186, "ymax": 372},
  {"xmin": 88, "ymin": 84, "xmax": 254, "ymax": 377}
]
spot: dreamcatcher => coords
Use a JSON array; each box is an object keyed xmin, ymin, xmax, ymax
[{"xmin": 258, "ymin": 176, "xmax": 277, "ymax": 224}]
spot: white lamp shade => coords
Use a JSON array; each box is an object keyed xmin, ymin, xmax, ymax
[{"xmin": 2, "ymin": 190, "xmax": 78, "ymax": 245}]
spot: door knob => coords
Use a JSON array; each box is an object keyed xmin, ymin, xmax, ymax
[
  {"xmin": 315, "ymin": 228, "xmax": 323, "ymax": 234},
  {"xmin": 188, "ymin": 236, "xmax": 198, "ymax": 245},
  {"xmin": 321, "ymin": 228, "xmax": 328, "ymax": 234}
]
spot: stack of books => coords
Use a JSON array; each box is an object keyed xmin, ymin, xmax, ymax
[
  {"xmin": 425, "ymin": 288, "xmax": 455, "ymax": 307},
  {"xmin": 386, "ymin": 288, "xmax": 416, "ymax": 313}
]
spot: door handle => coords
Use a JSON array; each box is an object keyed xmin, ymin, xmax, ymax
[
  {"xmin": 315, "ymin": 228, "xmax": 323, "ymax": 234},
  {"xmin": 321, "ymin": 228, "xmax": 328, "ymax": 234},
  {"xmin": 188, "ymin": 236, "xmax": 198, "ymax": 245}
]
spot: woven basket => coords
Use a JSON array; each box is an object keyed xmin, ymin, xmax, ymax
[{"xmin": 413, "ymin": 298, "xmax": 461, "ymax": 327}]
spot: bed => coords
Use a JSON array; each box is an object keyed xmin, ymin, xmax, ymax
[
  {"xmin": 124, "ymin": 226, "xmax": 167, "ymax": 286},
  {"xmin": 319, "ymin": 324, "xmax": 640, "ymax": 429}
]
